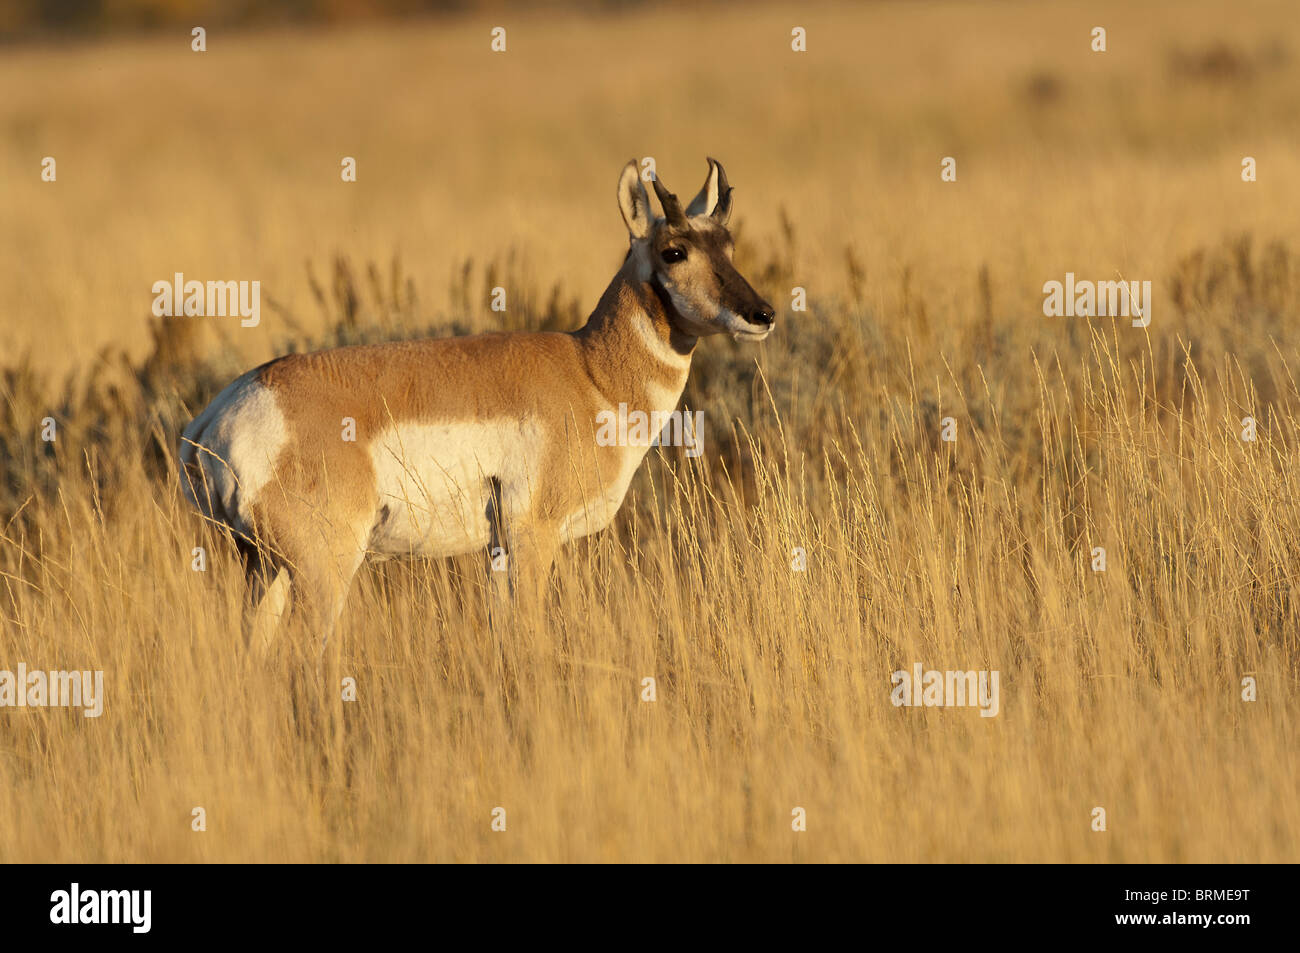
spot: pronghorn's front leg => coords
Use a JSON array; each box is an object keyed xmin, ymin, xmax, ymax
[
  {"xmin": 485, "ymin": 478, "xmax": 559, "ymax": 627},
  {"xmin": 505, "ymin": 520, "xmax": 560, "ymax": 616}
]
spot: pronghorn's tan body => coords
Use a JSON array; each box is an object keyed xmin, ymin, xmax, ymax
[{"xmin": 180, "ymin": 158, "xmax": 774, "ymax": 645}]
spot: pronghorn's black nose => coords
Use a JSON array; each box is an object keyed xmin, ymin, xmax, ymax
[{"xmin": 750, "ymin": 304, "xmax": 775, "ymax": 326}]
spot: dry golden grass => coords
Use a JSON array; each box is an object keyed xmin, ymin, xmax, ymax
[{"xmin": 2, "ymin": 0, "xmax": 1299, "ymax": 862}]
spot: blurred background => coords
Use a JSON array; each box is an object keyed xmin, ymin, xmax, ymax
[
  {"xmin": 3, "ymin": 0, "xmax": 1299, "ymax": 863},
  {"xmin": 5, "ymin": 0, "xmax": 1298, "ymax": 380},
  {"xmin": 1, "ymin": 0, "xmax": 619, "ymax": 40}
]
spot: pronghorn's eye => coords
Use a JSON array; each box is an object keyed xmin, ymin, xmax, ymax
[{"xmin": 661, "ymin": 248, "xmax": 687, "ymax": 264}]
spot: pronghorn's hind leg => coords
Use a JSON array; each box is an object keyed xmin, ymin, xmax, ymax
[
  {"xmin": 247, "ymin": 569, "xmax": 292, "ymax": 656},
  {"xmin": 237, "ymin": 537, "xmax": 292, "ymax": 656},
  {"xmin": 286, "ymin": 544, "xmax": 366, "ymax": 653},
  {"xmin": 263, "ymin": 506, "xmax": 370, "ymax": 654},
  {"xmin": 245, "ymin": 460, "xmax": 373, "ymax": 653}
]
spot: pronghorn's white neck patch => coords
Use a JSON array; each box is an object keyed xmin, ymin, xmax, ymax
[
  {"xmin": 629, "ymin": 309, "xmax": 692, "ymax": 370},
  {"xmin": 656, "ymin": 274, "xmax": 718, "ymax": 336}
]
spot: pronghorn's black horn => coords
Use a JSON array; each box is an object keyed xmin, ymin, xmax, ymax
[{"xmin": 652, "ymin": 174, "xmax": 687, "ymax": 226}]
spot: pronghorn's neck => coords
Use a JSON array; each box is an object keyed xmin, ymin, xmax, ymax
[{"xmin": 574, "ymin": 252, "xmax": 696, "ymax": 413}]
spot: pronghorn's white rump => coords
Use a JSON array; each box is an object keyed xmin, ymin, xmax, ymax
[
  {"xmin": 179, "ymin": 158, "xmax": 776, "ymax": 647},
  {"xmin": 180, "ymin": 367, "xmax": 289, "ymax": 539}
]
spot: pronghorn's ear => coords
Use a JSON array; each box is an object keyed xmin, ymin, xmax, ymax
[
  {"xmin": 685, "ymin": 157, "xmax": 732, "ymax": 224},
  {"xmin": 617, "ymin": 160, "xmax": 652, "ymax": 240}
]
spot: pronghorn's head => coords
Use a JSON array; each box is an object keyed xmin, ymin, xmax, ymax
[{"xmin": 617, "ymin": 158, "xmax": 776, "ymax": 342}]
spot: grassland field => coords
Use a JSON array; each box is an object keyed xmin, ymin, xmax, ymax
[{"xmin": 1, "ymin": 0, "xmax": 1298, "ymax": 862}]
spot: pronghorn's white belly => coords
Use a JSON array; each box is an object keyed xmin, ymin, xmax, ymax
[{"xmin": 366, "ymin": 418, "xmax": 546, "ymax": 558}]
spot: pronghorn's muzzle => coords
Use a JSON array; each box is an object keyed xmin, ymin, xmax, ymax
[
  {"xmin": 720, "ymin": 307, "xmax": 775, "ymax": 341},
  {"xmin": 722, "ymin": 273, "xmax": 776, "ymax": 340}
]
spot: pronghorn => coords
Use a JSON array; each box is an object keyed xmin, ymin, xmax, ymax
[{"xmin": 180, "ymin": 158, "xmax": 775, "ymax": 647}]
